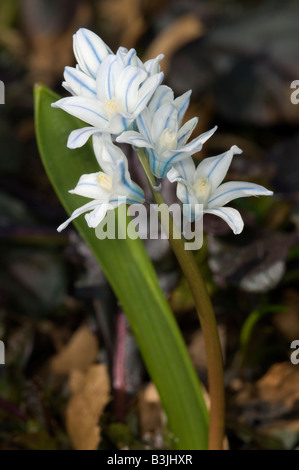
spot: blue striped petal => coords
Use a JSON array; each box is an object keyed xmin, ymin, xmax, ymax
[
  {"xmin": 63, "ymin": 67, "xmax": 96, "ymax": 98},
  {"xmin": 151, "ymin": 103, "xmax": 178, "ymax": 142},
  {"xmin": 167, "ymin": 157, "xmax": 196, "ymax": 184},
  {"xmin": 208, "ymin": 181, "xmax": 273, "ymax": 209},
  {"xmin": 96, "ymin": 55, "xmax": 123, "ymax": 101},
  {"xmin": 68, "ymin": 127, "xmax": 100, "ymax": 149},
  {"xmin": 176, "ymin": 125, "xmax": 217, "ymax": 156},
  {"xmin": 144, "ymin": 54, "xmax": 164, "ymax": 75},
  {"xmin": 69, "ymin": 172, "xmax": 110, "ymax": 199},
  {"xmin": 174, "ymin": 90, "xmax": 191, "ymax": 125},
  {"xmin": 136, "ymin": 108, "xmax": 153, "ymax": 143},
  {"xmin": 73, "ymin": 28, "xmax": 111, "ymax": 78},
  {"xmin": 177, "ymin": 117, "xmax": 198, "ymax": 146},
  {"xmin": 92, "ymin": 134, "xmax": 124, "ymax": 172},
  {"xmin": 148, "ymin": 85, "xmax": 173, "ymax": 115},
  {"xmin": 115, "ymin": 66, "xmax": 147, "ymax": 113},
  {"xmin": 134, "ymin": 72, "xmax": 164, "ymax": 116},
  {"xmin": 203, "ymin": 207, "xmax": 244, "ymax": 234},
  {"xmin": 109, "ymin": 112, "xmax": 132, "ymax": 134},
  {"xmin": 112, "ymin": 158, "xmax": 144, "ymax": 203},
  {"xmin": 116, "ymin": 130, "xmax": 153, "ymax": 148},
  {"xmin": 57, "ymin": 199, "xmax": 105, "ymax": 232},
  {"xmin": 52, "ymin": 96, "xmax": 108, "ymax": 128},
  {"xmin": 85, "ymin": 203, "xmax": 111, "ymax": 228},
  {"xmin": 195, "ymin": 145, "xmax": 242, "ymax": 191}
]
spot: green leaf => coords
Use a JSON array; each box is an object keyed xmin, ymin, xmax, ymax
[{"xmin": 34, "ymin": 84, "xmax": 208, "ymax": 450}]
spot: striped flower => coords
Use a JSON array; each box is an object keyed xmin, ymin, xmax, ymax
[
  {"xmin": 52, "ymin": 28, "xmax": 163, "ymax": 145},
  {"xmin": 117, "ymin": 85, "xmax": 217, "ymax": 178},
  {"xmin": 57, "ymin": 137, "xmax": 144, "ymax": 231},
  {"xmin": 167, "ymin": 145, "xmax": 273, "ymax": 234}
]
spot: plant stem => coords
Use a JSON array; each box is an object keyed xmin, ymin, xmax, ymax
[{"xmin": 137, "ymin": 149, "xmax": 225, "ymax": 450}]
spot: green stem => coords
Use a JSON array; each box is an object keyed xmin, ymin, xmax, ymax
[{"xmin": 137, "ymin": 149, "xmax": 225, "ymax": 450}]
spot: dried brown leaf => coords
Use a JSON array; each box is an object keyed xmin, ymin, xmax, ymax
[
  {"xmin": 138, "ymin": 382, "xmax": 165, "ymax": 448},
  {"xmin": 50, "ymin": 325, "xmax": 99, "ymax": 376},
  {"xmin": 66, "ymin": 364, "xmax": 110, "ymax": 450},
  {"xmin": 256, "ymin": 362, "xmax": 299, "ymax": 411}
]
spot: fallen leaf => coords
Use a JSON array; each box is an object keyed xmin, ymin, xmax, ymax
[
  {"xmin": 66, "ymin": 364, "xmax": 110, "ymax": 450},
  {"xmin": 50, "ymin": 325, "xmax": 99, "ymax": 375},
  {"xmin": 208, "ymin": 232, "xmax": 298, "ymax": 293},
  {"xmin": 138, "ymin": 382, "xmax": 165, "ymax": 448},
  {"xmin": 256, "ymin": 362, "xmax": 299, "ymax": 411}
]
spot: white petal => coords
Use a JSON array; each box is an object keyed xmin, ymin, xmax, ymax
[
  {"xmin": 204, "ymin": 207, "xmax": 244, "ymax": 234},
  {"xmin": 208, "ymin": 181, "xmax": 273, "ymax": 209},
  {"xmin": 176, "ymin": 182, "xmax": 190, "ymax": 205},
  {"xmin": 92, "ymin": 134, "xmax": 124, "ymax": 172},
  {"xmin": 195, "ymin": 145, "xmax": 242, "ymax": 191},
  {"xmin": 175, "ymin": 181, "xmax": 199, "ymax": 222},
  {"xmin": 67, "ymin": 127, "xmax": 100, "ymax": 149},
  {"xmin": 167, "ymin": 157, "xmax": 196, "ymax": 183},
  {"xmin": 121, "ymin": 48, "xmax": 138, "ymax": 67},
  {"xmin": 109, "ymin": 112, "xmax": 133, "ymax": 134},
  {"xmin": 69, "ymin": 172, "xmax": 110, "ymax": 199},
  {"xmin": 73, "ymin": 28, "xmax": 111, "ymax": 78},
  {"xmin": 144, "ymin": 54, "xmax": 164, "ymax": 75},
  {"xmin": 85, "ymin": 203, "xmax": 111, "ymax": 228},
  {"xmin": 148, "ymin": 85, "xmax": 173, "ymax": 115},
  {"xmin": 178, "ymin": 125, "xmax": 217, "ymax": 155},
  {"xmin": 159, "ymin": 126, "xmax": 217, "ymax": 174},
  {"xmin": 136, "ymin": 108, "xmax": 153, "ymax": 143},
  {"xmin": 116, "ymin": 46, "xmax": 129, "ymax": 65},
  {"xmin": 63, "ymin": 66, "xmax": 96, "ymax": 98},
  {"xmin": 96, "ymin": 55, "xmax": 123, "ymax": 101},
  {"xmin": 57, "ymin": 199, "xmax": 103, "ymax": 232},
  {"xmin": 62, "ymin": 82, "xmax": 75, "ymax": 96},
  {"xmin": 151, "ymin": 103, "xmax": 178, "ymax": 142},
  {"xmin": 174, "ymin": 90, "xmax": 191, "ymax": 125},
  {"xmin": 52, "ymin": 96, "xmax": 108, "ymax": 128},
  {"xmin": 177, "ymin": 117, "xmax": 198, "ymax": 146},
  {"xmin": 112, "ymin": 158, "xmax": 144, "ymax": 202},
  {"xmin": 116, "ymin": 130, "xmax": 153, "ymax": 148},
  {"xmin": 134, "ymin": 72, "xmax": 164, "ymax": 116},
  {"xmin": 115, "ymin": 66, "xmax": 147, "ymax": 113}
]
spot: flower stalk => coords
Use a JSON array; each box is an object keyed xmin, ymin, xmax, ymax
[{"xmin": 137, "ymin": 148, "xmax": 225, "ymax": 450}]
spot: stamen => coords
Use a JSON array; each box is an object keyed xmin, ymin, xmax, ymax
[
  {"xmin": 193, "ymin": 176, "xmax": 211, "ymax": 206},
  {"xmin": 97, "ymin": 172, "xmax": 113, "ymax": 192},
  {"xmin": 104, "ymin": 97, "xmax": 124, "ymax": 119},
  {"xmin": 158, "ymin": 128, "xmax": 178, "ymax": 150}
]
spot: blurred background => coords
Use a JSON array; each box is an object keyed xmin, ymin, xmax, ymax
[{"xmin": 0, "ymin": 0, "xmax": 299, "ymax": 450}]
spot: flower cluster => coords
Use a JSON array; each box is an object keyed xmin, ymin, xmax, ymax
[{"xmin": 54, "ymin": 28, "xmax": 273, "ymax": 234}]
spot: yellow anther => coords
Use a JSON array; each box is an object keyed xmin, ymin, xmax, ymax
[
  {"xmin": 104, "ymin": 97, "xmax": 124, "ymax": 119},
  {"xmin": 193, "ymin": 176, "xmax": 211, "ymax": 204},
  {"xmin": 98, "ymin": 174, "xmax": 108, "ymax": 183},
  {"xmin": 97, "ymin": 172, "xmax": 113, "ymax": 192}
]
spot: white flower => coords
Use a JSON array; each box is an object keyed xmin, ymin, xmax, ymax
[
  {"xmin": 116, "ymin": 85, "xmax": 217, "ymax": 178},
  {"xmin": 52, "ymin": 28, "xmax": 164, "ymax": 142},
  {"xmin": 167, "ymin": 145, "xmax": 273, "ymax": 234},
  {"xmin": 57, "ymin": 140, "xmax": 144, "ymax": 231}
]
